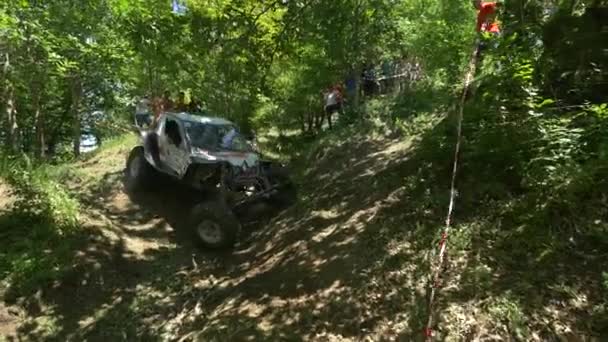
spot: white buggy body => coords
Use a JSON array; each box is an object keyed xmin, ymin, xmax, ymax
[
  {"xmin": 125, "ymin": 111, "xmax": 296, "ymax": 249},
  {"xmin": 138, "ymin": 112, "xmax": 260, "ymax": 179}
]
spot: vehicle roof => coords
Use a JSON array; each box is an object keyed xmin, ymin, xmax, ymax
[{"xmin": 166, "ymin": 111, "xmax": 234, "ymax": 126}]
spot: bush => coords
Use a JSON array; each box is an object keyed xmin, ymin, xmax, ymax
[{"xmin": 0, "ymin": 155, "xmax": 80, "ymax": 297}]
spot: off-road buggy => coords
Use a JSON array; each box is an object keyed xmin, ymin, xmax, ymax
[{"xmin": 125, "ymin": 111, "xmax": 296, "ymax": 249}]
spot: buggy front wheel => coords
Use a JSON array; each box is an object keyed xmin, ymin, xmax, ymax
[{"xmin": 190, "ymin": 200, "xmax": 240, "ymax": 249}]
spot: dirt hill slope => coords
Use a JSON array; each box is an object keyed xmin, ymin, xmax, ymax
[{"xmin": 2, "ymin": 117, "xmax": 604, "ymax": 341}]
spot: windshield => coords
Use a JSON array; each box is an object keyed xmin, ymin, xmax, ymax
[{"xmin": 183, "ymin": 120, "xmax": 252, "ymax": 152}]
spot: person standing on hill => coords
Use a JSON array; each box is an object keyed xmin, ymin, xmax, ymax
[
  {"xmin": 151, "ymin": 95, "xmax": 164, "ymax": 126},
  {"xmin": 361, "ymin": 65, "xmax": 378, "ymax": 97},
  {"xmin": 135, "ymin": 96, "xmax": 152, "ymax": 127},
  {"xmin": 345, "ymin": 73, "xmax": 357, "ymax": 104},
  {"xmin": 175, "ymin": 91, "xmax": 189, "ymax": 112},
  {"xmin": 188, "ymin": 98, "xmax": 201, "ymax": 112},
  {"xmin": 323, "ymin": 85, "xmax": 343, "ymax": 130},
  {"xmin": 380, "ymin": 59, "xmax": 394, "ymax": 93},
  {"xmin": 474, "ymin": 1, "xmax": 503, "ymax": 34},
  {"xmin": 473, "ymin": 0, "xmax": 504, "ymax": 60},
  {"xmin": 162, "ymin": 91, "xmax": 174, "ymax": 111}
]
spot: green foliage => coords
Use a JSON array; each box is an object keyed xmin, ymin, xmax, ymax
[
  {"xmin": 1, "ymin": 0, "xmax": 607, "ymax": 338},
  {"xmin": 428, "ymin": 3, "xmax": 608, "ymax": 336},
  {"xmin": 487, "ymin": 295, "xmax": 530, "ymax": 339},
  {"xmin": 394, "ymin": 78, "xmax": 450, "ymax": 119},
  {"xmin": 0, "ymin": 155, "xmax": 80, "ymax": 296},
  {"xmin": 0, "ymin": 0, "xmax": 133, "ymax": 158},
  {"xmin": 1, "ymin": 0, "xmax": 481, "ymax": 151},
  {"xmin": 6, "ymin": 166, "xmax": 79, "ymax": 230}
]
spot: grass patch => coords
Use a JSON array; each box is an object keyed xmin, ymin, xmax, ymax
[
  {"xmin": 0, "ymin": 166, "xmax": 81, "ymax": 298},
  {"xmin": 1, "ymin": 95, "xmax": 607, "ymax": 340},
  {"xmin": 0, "ymin": 135, "xmax": 136, "ymax": 298},
  {"xmin": 486, "ymin": 295, "xmax": 529, "ymax": 339}
]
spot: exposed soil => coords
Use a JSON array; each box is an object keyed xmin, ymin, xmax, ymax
[
  {"xmin": 1, "ymin": 128, "xmax": 603, "ymax": 341},
  {"xmin": 0, "ymin": 181, "xmax": 13, "ymax": 213}
]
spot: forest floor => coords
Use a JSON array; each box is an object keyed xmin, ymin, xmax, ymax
[
  {"xmin": 0, "ymin": 182, "xmax": 13, "ymax": 214},
  {"xmin": 1, "ymin": 114, "xmax": 605, "ymax": 341}
]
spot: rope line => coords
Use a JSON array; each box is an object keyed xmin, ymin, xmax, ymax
[{"xmin": 423, "ymin": 42, "xmax": 481, "ymax": 341}]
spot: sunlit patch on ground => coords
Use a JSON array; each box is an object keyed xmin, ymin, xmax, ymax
[
  {"xmin": 0, "ymin": 181, "xmax": 14, "ymax": 213},
  {"xmin": 1, "ymin": 119, "xmax": 605, "ymax": 340}
]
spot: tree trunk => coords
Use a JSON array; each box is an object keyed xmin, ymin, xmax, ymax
[
  {"xmin": 306, "ymin": 111, "xmax": 314, "ymax": 132},
  {"xmin": 314, "ymin": 104, "xmax": 324, "ymax": 129},
  {"xmin": 70, "ymin": 74, "xmax": 82, "ymax": 157},
  {"xmin": 28, "ymin": 34, "xmax": 46, "ymax": 159},
  {"xmin": 6, "ymin": 84, "xmax": 19, "ymax": 153},
  {"xmin": 354, "ymin": 71, "xmax": 362, "ymax": 110},
  {"xmin": 299, "ymin": 111, "xmax": 306, "ymax": 134},
  {"xmin": 47, "ymin": 137, "xmax": 57, "ymax": 157},
  {"xmin": 352, "ymin": 0, "xmax": 363, "ymax": 111},
  {"xmin": 3, "ymin": 51, "xmax": 19, "ymax": 153},
  {"xmin": 32, "ymin": 81, "xmax": 45, "ymax": 159}
]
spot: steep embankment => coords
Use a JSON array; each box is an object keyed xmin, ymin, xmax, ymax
[
  {"xmin": 0, "ymin": 180, "xmax": 18, "ymax": 338},
  {"xmin": 1, "ymin": 123, "xmax": 435, "ymax": 340},
  {"xmin": 2, "ymin": 115, "xmax": 605, "ymax": 341}
]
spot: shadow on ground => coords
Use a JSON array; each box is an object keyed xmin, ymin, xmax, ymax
[
  {"xmin": 1, "ymin": 124, "xmax": 439, "ymax": 340},
  {"xmin": 2, "ymin": 112, "xmax": 607, "ymax": 341}
]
